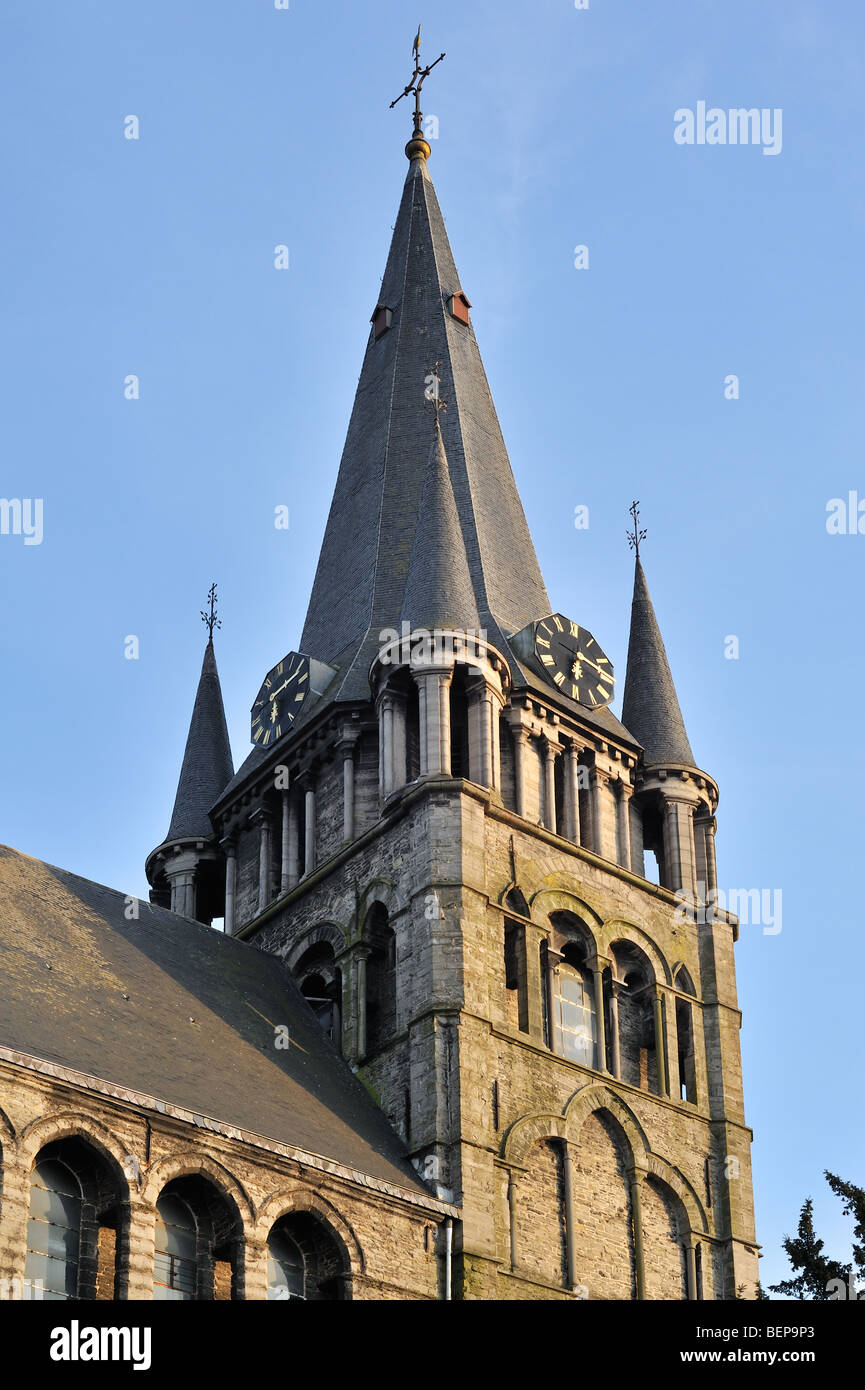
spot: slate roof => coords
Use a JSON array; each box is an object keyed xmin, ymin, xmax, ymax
[
  {"xmin": 298, "ymin": 149, "xmax": 551, "ymax": 704},
  {"xmin": 0, "ymin": 846, "xmax": 431, "ymax": 1197},
  {"xmin": 164, "ymin": 640, "xmax": 234, "ymax": 843},
  {"xmin": 400, "ymin": 419, "xmax": 480, "ymax": 632},
  {"xmin": 621, "ymin": 559, "xmax": 695, "ymax": 767}
]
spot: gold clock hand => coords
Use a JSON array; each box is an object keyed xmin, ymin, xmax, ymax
[{"xmin": 578, "ymin": 653, "xmax": 614, "ymax": 680}]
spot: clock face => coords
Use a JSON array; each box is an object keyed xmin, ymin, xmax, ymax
[
  {"xmin": 534, "ymin": 614, "xmax": 615, "ymax": 709},
  {"xmin": 251, "ymin": 652, "xmax": 310, "ymax": 747}
]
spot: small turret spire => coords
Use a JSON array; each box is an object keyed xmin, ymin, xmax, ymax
[
  {"xmin": 145, "ymin": 594, "xmax": 235, "ymax": 924},
  {"xmin": 621, "ymin": 516, "xmax": 695, "ymax": 768}
]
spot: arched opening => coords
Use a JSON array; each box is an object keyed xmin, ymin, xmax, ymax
[
  {"xmin": 503, "ymin": 890, "xmax": 530, "ymax": 1034},
  {"xmin": 643, "ymin": 1175, "xmax": 689, "ymax": 1300},
  {"xmin": 449, "ymin": 666, "xmax": 470, "ymax": 778},
  {"xmin": 294, "ymin": 941, "xmax": 342, "ymax": 1049},
  {"xmin": 25, "ymin": 1138, "xmax": 125, "ymax": 1301},
  {"xmin": 674, "ymin": 968, "xmax": 697, "ymax": 1104},
  {"xmin": 546, "ymin": 913, "xmax": 599, "ymax": 1068},
  {"xmin": 366, "ymin": 904, "xmax": 396, "ymax": 1053},
  {"xmin": 266, "ymin": 1211, "xmax": 349, "ymax": 1301},
  {"xmin": 611, "ymin": 941, "xmax": 659, "ymax": 1094},
  {"xmin": 153, "ymin": 1176, "xmax": 241, "ymax": 1301}
]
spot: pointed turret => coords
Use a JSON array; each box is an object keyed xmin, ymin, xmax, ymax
[
  {"xmin": 622, "ymin": 558, "xmax": 694, "ymax": 768},
  {"xmin": 146, "ymin": 603, "xmax": 234, "ymax": 926},
  {"xmin": 299, "ymin": 133, "xmax": 549, "ymax": 702},
  {"xmin": 165, "ymin": 638, "xmax": 234, "ymax": 842},
  {"xmin": 621, "ymin": 521, "xmax": 718, "ymax": 899}
]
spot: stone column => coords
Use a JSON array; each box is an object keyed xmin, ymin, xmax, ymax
[
  {"xmin": 378, "ymin": 691, "xmax": 395, "ymax": 798},
  {"xmin": 0, "ymin": 1155, "xmax": 30, "ymax": 1292},
  {"xmin": 563, "ymin": 743, "xmax": 582, "ymax": 844},
  {"xmin": 589, "ymin": 956, "xmax": 609, "ymax": 1073},
  {"xmin": 542, "ymin": 737, "xmax": 559, "ymax": 834},
  {"xmin": 416, "ymin": 670, "xmax": 452, "ymax": 776},
  {"xmin": 220, "ymin": 835, "xmax": 237, "ymax": 936},
  {"xmin": 608, "ymin": 980, "xmax": 622, "ymax": 1080},
  {"xmin": 695, "ymin": 812, "xmax": 718, "ymax": 898},
  {"xmin": 286, "ymin": 796, "xmax": 299, "ymax": 890},
  {"xmin": 241, "ymin": 1237, "xmax": 270, "ymax": 1302},
  {"xmin": 629, "ymin": 1171, "xmax": 647, "ymax": 1301},
  {"xmin": 685, "ymin": 1239, "xmax": 699, "ymax": 1300},
  {"xmin": 303, "ymin": 782, "xmax": 316, "ymax": 877},
  {"xmin": 653, "ymin": 987, "xmax": 669, "ymax": 1097},
  {"xmin": 615, "ymin": 778, "xmax": 632, "ymax": 871},
  {"xmin": 662, "ymin": 797, "xmax": 699, "ymax": 898},
  {"xmin": 524, "ymin": 923, "xmax": 549, "ymax": 1045},
  {"xmin": 511, "ymin": 725, "xmax": 530, "ymax": 818},
  {"xmin": 417, "ymin": 677, "xmax": 428, "ymax": 775},
  {"xmin": 355, "ymin": 947, "xmax": 370, "ymax": 1061},
  {"xmin": 337, "ymin": 730, "xmax": 360, "ymax": 842},
  {"xmin": 250, "ymin": 808, "xmax": 272, "ymax": 915},
  {"xmin": 279, "ymin": 791, "xmax": 291, "ymax": 894},
  {"xmin": 507, "ymin": 1170, "xmax": 519, "ymax": 1271},
  {"xmin": 392, "ymin": 690, "xmax": 407, "ymax": 791},
  {"xmin": 561, "ymin": 1141, "xmax": 579, "ymax": 1290},
  {"xmin": 124, "ymin": 1201, "xmax": 156, "ymax": 1301}
]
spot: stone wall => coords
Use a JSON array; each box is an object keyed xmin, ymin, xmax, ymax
[{"xmin": 0, "ymin": 1064, "xmax": 443, "ymax": 1302}]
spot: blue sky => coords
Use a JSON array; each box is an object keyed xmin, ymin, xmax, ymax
[{"xmin": 1, "ymin": 0, "xmax": 862, "ymax": 1293}]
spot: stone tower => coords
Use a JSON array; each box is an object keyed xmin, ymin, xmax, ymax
[{"xmin": 193, "ymin": 120, "xmax": 759, "ymax": 1300}]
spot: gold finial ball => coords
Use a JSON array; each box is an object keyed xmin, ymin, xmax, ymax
[{"xmin": 405, "ymin": 135, "xmax": 431, "ymax": 162}]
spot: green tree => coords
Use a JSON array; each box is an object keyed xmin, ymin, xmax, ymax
[{"xmin": 769, "ymin": 1172, "xmax": 864, "ymax": 1300}]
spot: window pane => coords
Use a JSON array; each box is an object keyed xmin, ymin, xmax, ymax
[{"xmin": 267, "ymin": 1228, "xmax": 305, "ymax": 1300}]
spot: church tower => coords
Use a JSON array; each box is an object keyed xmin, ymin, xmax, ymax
[{"xmin": 188, "ymin": 61, "xmax": 759, "ymax": 1300}]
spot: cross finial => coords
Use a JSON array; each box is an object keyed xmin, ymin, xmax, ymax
[
  {"xmin": 425, "ymin": 361, "xmax": 447, "ymax": 420},
  {"xmin": 200, "ymin": 583, "xmax": 221, "ymax": 641},
  {"xmin": 627, "ymin": 501, "xmax": 647, "ymax": 560},
  {"xmin": 390, "ymin": 25, "xmax": 445, "ymax": 159}
]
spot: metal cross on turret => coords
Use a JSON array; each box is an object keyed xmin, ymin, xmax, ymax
[
  {"xmin": 627, "ymin": 500, "xmax": 647, "ymax": 560},
  {"xmin": 390, "ymin": 25, "xmax": 445, "ymax": 145},
  {"xmin": 200, "ymin": 583, "xmax": 221, "ymax": 641}
]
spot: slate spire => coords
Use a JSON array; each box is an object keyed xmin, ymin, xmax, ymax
[
  {"xmin": 400, "ymin": 417, "xmax": 480, "ymax": 633},
  {"xmin": 299, "ymin": 137, "xmax": 550, "ymax": 700},
  {"xmin": 165, "ymin": 637, "xmax": 235, "ymax": 842},
  {"xmin": 621, "ymin": 558, "xmax": 695, "ymax": 768}
]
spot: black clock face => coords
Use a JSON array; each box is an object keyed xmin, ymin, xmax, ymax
[
  {"xmin": 251, "ymin": 652, "xmax": 310, "ymax": 747},
  {"xmin": 534, "ymin": 614, "xmax": 615, "ymax": 709}
]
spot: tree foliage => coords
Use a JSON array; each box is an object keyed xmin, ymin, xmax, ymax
[{"xmin": 769, "ymin": 1172, "xmax": 864, "ymax": 1300}]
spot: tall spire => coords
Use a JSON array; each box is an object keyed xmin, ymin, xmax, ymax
[
  {"xmin": 622, "ymin": 550, "xmax": 695, "ymax": 768},
  {"xmin": 299, "ymin": 96, "xmax": 550, "ymax": 702},
  {"xmin": 400, "ymin": 416, "xmax": 480, "ymax": 633}
]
